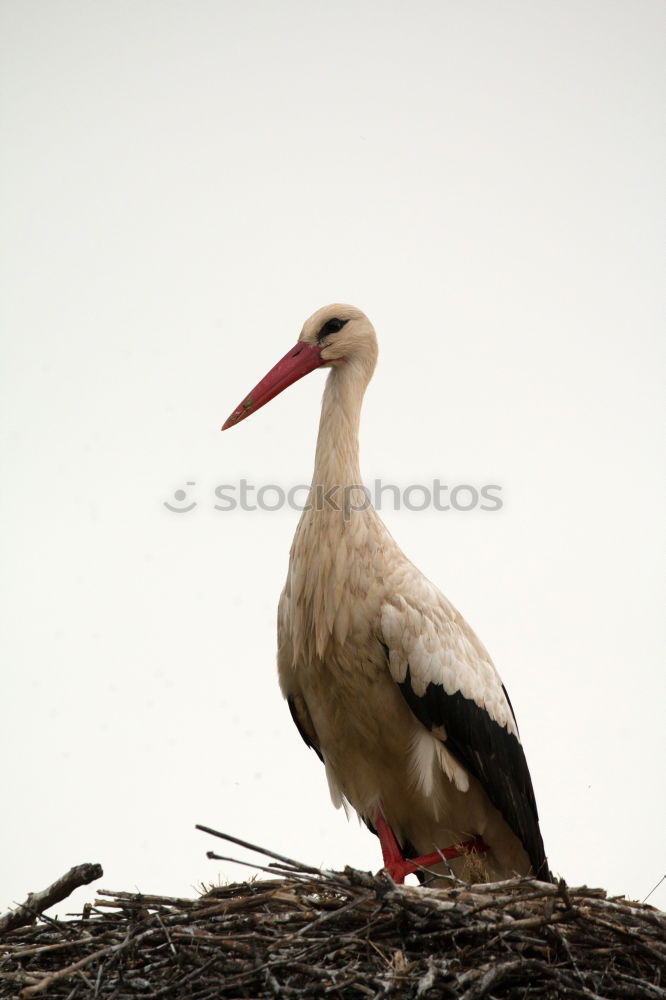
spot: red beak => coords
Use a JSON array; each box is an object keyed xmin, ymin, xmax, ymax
[{"xmin": 222, "ymin": 341, "xmax": 324, "ymax": 430}]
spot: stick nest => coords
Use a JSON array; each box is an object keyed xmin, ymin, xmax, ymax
[{"xmin": 1, "ymin": 861, "xmax": 664, "ymax": 999}]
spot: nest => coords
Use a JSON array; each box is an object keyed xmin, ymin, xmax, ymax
[{"xmin": 1, "ymin": 828, "xmax": 664, "ymax": 999}]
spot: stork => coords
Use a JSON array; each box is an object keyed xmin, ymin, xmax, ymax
[{"xmin": 222, "ymin": 304, "xmax": 551, "ymax": 884}]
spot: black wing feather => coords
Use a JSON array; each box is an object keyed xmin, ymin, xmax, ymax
[
  {"xmin": 287, "ymin": 695, "xmax": 324, "ymax": 762},
  {"xmin": 397, "ymin": 665, "xmax": 551, "ymax": 880}
]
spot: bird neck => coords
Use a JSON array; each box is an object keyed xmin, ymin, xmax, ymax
[
  {"xmin": 312, "ymin": 363, "xmax": 367, "ymax": 490},
  {"xmin": 290, "ymin": 360, "xmax": 379, "ymax": 658}
]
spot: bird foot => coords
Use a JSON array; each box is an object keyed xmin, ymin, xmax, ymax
[
  {"xmin": 382, "ymin": 856, "xmax": 423, "ymax": 884},
  {"xmin": 373, "ymin": 811, "xmax": 488, "ymax": 885},
  {"xmin": 383, "ymin": 840, "xmax": 488, "ymax": 883}
]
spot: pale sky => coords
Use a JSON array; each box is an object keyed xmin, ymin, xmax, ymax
[{"xmin": 2, "ymin": 0, "xmax": 665, "ymax": 916}]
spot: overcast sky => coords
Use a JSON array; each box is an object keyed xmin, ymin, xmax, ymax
[{"xmin": 2, "ymin": 0, "xmax": 665, "ymax": 917}]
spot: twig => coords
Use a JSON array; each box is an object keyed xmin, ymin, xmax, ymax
[
  {"xmin": 642, "ymin": 874, "xmax": 666, "ymax": 905},
  {"xmin": 0, "ymin": 864, "xmax": 103, "ymax": 935},
  {"xmin": 204, "ymin": 850, "xmax": 318, "ymax": 881},
  {"xmin": 195, "ymin": 824, "xmax": 321, "ymax": 874}
]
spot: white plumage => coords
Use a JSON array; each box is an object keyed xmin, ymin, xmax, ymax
[{"xmin": 223, "ymin": 304, "xmax": 550, "ymax": 883}]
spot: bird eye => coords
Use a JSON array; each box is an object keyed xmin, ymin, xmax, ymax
[{"xmin": 318, "ymin": 317, "xmax": 348, "ymax": 341}]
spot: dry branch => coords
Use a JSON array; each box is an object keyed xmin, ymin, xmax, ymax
[
  {"xmin": 0, "ymin": 864, "xmax": 103, "ymax": 935},
  {"xmin": 0, "ymin": 832, "xmax": 663, "ymax": 998}
]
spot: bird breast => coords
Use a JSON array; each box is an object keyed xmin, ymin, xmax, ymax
[{"xmin": 281, "ymin": 505, "xmax": 390, "ymax": 663}]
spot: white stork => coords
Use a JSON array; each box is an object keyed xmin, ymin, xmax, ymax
[{"xmin": 223, "ymin": 304, "xmax": 551, "ymax": 884}]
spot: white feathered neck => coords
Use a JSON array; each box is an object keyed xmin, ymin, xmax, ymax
[{"xmin": 286, "ymin": 356, "xmax": 389, "ymax": 660}]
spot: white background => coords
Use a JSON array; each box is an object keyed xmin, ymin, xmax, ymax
[{"xmin": 2, "ymin": 0, "xmax": 664, "ymax": 916}]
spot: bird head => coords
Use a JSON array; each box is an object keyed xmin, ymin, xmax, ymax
[{"xmin": 222, "ymin": 303, "xmax": 377, "ymax": 430}]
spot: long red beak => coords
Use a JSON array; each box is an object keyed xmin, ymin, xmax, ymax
[{"xmin": 222, "ymin": 341, "xmax": 323, "ymax": 430}]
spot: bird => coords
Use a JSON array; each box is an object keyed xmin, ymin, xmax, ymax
[{"xmin": 222, "ymin": 303, "xmax": 551, "ymax": 884}]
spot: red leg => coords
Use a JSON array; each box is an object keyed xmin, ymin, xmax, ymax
[
  {"xmin": 373, "ymin": 811, "xmax": 488, "ymax": 883},
  {"xmin": 374, "ymin": 812, "xmax": 410, "ymax": 883}
]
